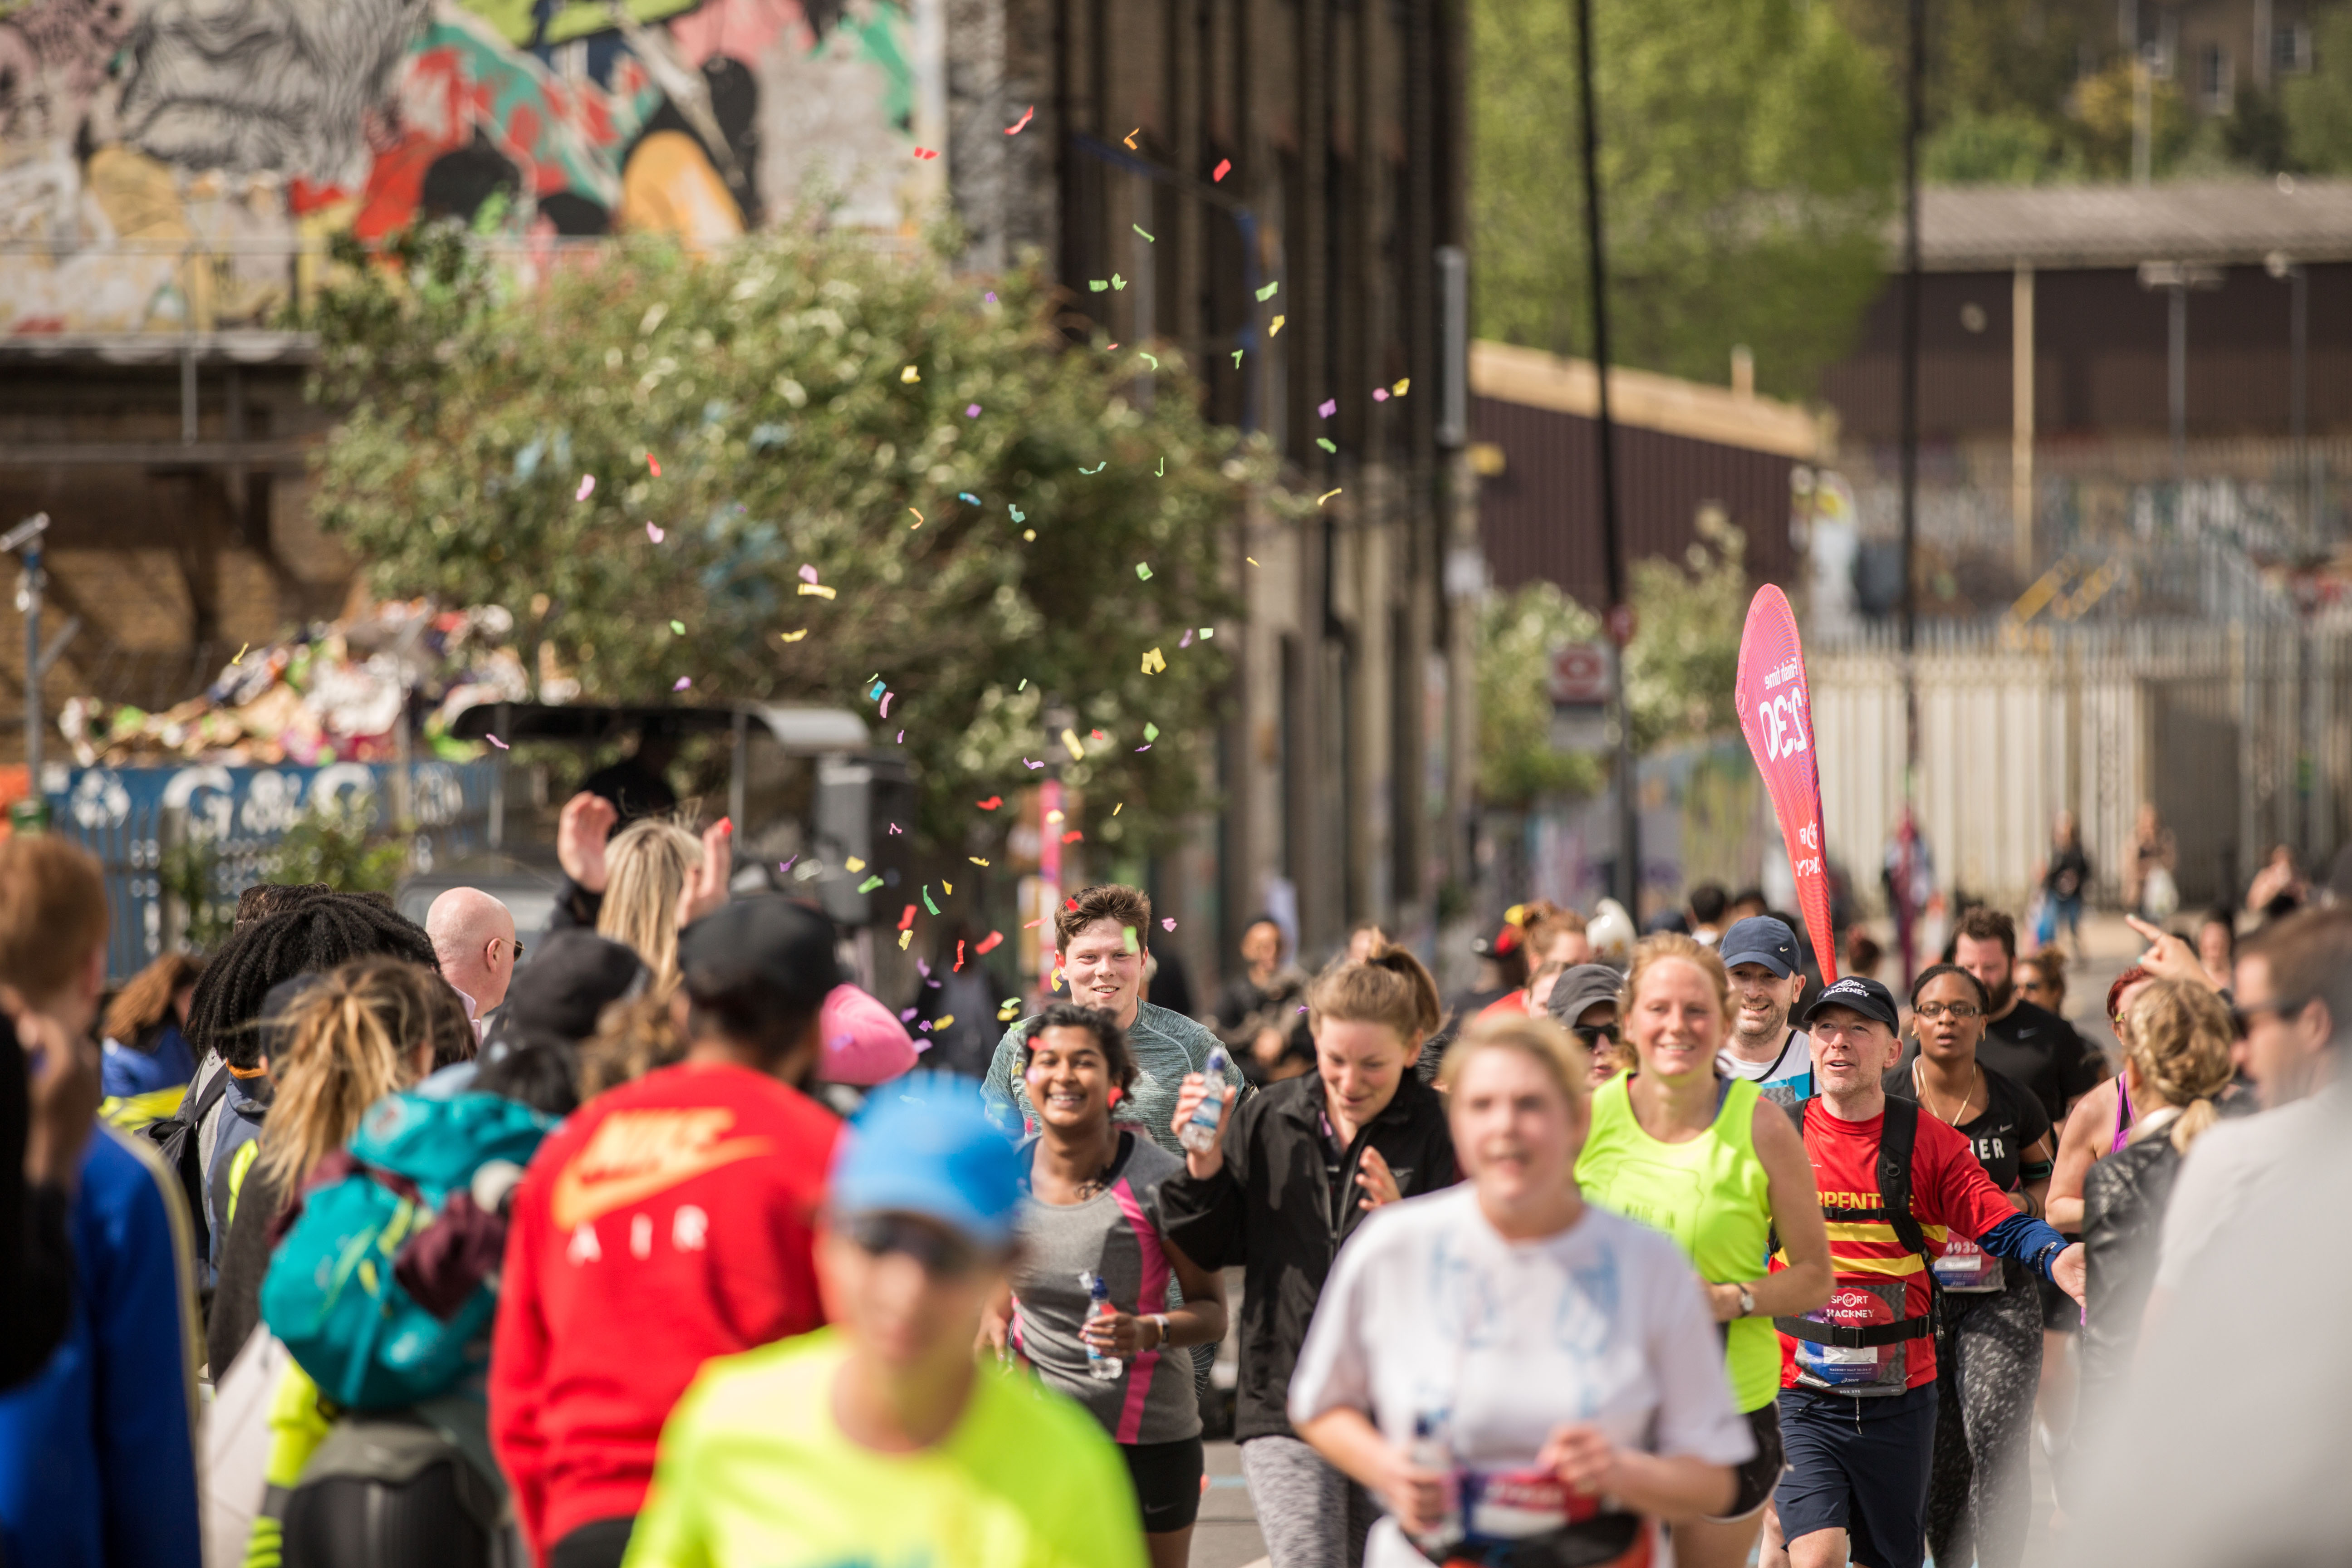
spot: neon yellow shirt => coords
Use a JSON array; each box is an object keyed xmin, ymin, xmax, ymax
[{"xmin": 623, "ymin": 1328, "xmax": 1149, "ymax": 1568}]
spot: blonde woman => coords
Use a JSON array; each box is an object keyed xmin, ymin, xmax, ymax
[
  {"xmin": 554, "ymin": 791, "xmax": 734, "ymax": 985},
  {"xmin": 1165, "ymin": 944, "xmax": 1460, "ymax": 1568},
  {"xmin": 1577, "ymin": 935, "xmax": 1832, "ymax": 1568},
  {"xmin": 207, "ymin": 960, "xmax": 475, "ymax": 1377},
  {"xmin": 2078, "ymin": 979, "xmax": 2235, "ymax": 1428},
  {"xmin": 1293, "ymin": 1014, "xmax": 1753, "ymax": 1568}
]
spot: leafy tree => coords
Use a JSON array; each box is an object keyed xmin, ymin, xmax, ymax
[
  {"xmin": 270, "ymin": 795, "xmax": 409, "ymax": 893},
  {"xmin": 1924, "ymin": 109, "xmax": 2068, "ymax": 184},
  {"xmin": 1471, "ymin": 0, "xmax": 1899, "ymax": 399},
  {"xmin": 2286, "ymin": 5, "xmax": 2352, "ymax": 174},
  {"xmin": 1625, "ymin": 511, "xmax": 1749, "ymax": 752},
  {"xmin": 307, "ymin": 225, "xmax": 1284, "ymax": 857},
  {"xmin": 2069, "ymin": 57, "xmax": 2192, "ymax": 179},
  {"xmin": 1476, "ymin": 583, "xmax": 1602, "ymax": 810}
]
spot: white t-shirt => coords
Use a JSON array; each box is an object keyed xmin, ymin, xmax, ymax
[
  {"xmin": 1718, "ymin": 1029, "xmax": 1810, "ymax": 1091},
  {"xmin": 1289, "ymin": 1186, "xmax": 1754, "ymax": 1568},
  {"xmin": 2153, "ymin": 1090, "xmax": 2334, "ymax": 1294}
]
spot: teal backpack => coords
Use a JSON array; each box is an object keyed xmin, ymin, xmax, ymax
[{"xmin": 261, "ymin": 1088, "xmax": 553, "ymax": 1410}]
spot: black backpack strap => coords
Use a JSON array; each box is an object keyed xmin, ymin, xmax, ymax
[{"xmin": 1877, "ymin": 1097, "xmax": 1945, "ymax": 1339}]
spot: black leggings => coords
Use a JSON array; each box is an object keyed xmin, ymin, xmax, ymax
[
  {"xmin": 1927, "ymin": 1265, "xmax": 2044, "ymax": 1568},
  {"xmin": 279, "ymin": 1465, "xmax": 494, "ymax": 1568}
]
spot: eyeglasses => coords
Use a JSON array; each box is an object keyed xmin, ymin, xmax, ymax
[
  {"xmin": 1913, "ymin": 1002, "xmax": 1981, "ymax": 1021},
  {"xmin": 2230, "ymin": 999, "xmax": 2303, "ymax": 1039},
  {"xmin": 1571, "ymin": 1022, "xmax": 1621, "ymax": 1049},
  {"xmin": 840, "ymin": 1211, "xmax": 985, "ymax": 1277}
]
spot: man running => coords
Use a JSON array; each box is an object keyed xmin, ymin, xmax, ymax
[
  {"xmin": 1946, "ymin": 910, "xmax": 2103, "ymax": 1129},
  {"xmin": 983, "ymin": 885, "xmax": 1245, "ymax": 1154},
  {"xmin": 1768, "ymin": 976, "xmax": 2083, "ymax": 1568},
  {"xmin": 1717, "ymin": 916, "xmax": 1812, "ymax": 1100}
]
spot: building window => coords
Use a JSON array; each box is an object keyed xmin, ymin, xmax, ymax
[
  {"xmin": 2276, "ymin": 22, "xmax": 2313, "ymax": 74},
  {"xmin": 2200, "ymin": 43, "xmax": 2232, "ymax": 112}
]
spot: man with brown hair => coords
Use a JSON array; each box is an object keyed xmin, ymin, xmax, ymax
[
  {"xmin": 982, "ymin": 884, "xmax": 1245, "ymax": 1159},
  {"xmin": 1943, "ymin": 906, "xmax": 2102, "ymax": 1130}
]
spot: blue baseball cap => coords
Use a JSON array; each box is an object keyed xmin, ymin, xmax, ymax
[
  {"xmin": 829, "ymin": 1074, "xmax": 1025, "ymax": 1249},
  {"xmin": 1720, "ymin": 916, "xmax": 1800, "ymax": 979}
]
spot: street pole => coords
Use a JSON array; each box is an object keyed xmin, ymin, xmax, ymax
[
  {"xmin": 2, "ymin": 514, "xmax": 52, "ymax": 829},
  {"xmin": 1574, "ymin": 0, "xmax": 1637, "ymax": 916},
  {"xmin": 1897, "ymin": 0, "xmax": 1925, "ymax": 985}
]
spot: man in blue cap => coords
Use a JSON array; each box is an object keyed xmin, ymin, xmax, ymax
[
  {"xmin": 624, "ymin": 1076, "xmax": 1147, "ymax": 1568},
  {"xmin": 1718, "ymin": 916, "xmax": 1814, "ymax": 1103}
]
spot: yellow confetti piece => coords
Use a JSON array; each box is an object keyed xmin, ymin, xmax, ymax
[
  {"xmin": 845, "ymin": 855, "xmax": 867, "ymax": 872},
  {"xmin": 1061, "ymin": 728, "xmax": 1086, "ymax": 761},
  {"xmin": 1123, "ymin": 127, "xmax": 1140, "ymax": 149},
  {"xmin": 1246, "ymin": 557, "xmax": 1260, "ymax": 566},
  {"xmin": 936, "ymin": 1014, "xmax": 955, "ymax": 1029},
  {"xmin": 901, "ymin": 365, "xmax": 921, "ymax": 382},
  {"xmin": 1113, "ymin": 803, "xmax": 1123, "ymax": 814},
  {"xmin": 1317, "ymin": 488, "xmax": 1343, "ymax": 506},
  {"xmin": 779, "ymin": 629, "xmax": 808, "ymax": 642},
  {"xmin": 908, "ymin": 507, "xmax": 925, "ymax": 528},
  {"xmin": 1046, "ymin": 808, "xmax": 1065, "ymax": 824},
  {"xmin": 798, "ymin": 583, "xmax": 837, "ymax": 598},
  {"xmin": 898, "ymin": 929, "xmax": 912, "ymax": 950},
  {"xmin": 942, "ymin": 881, "xmax": 953, "ymax": 895},
  {"xmin": 1141, "ymin": 647, "xmax": 1167, "ymax": 674},
  {"xmin": 1392, "ymin": 377, "xmax": 1410, "ymax": 395},
  {"xmin": 1269, "ymin": 314, "xmax": 1286, "ymax": 337},
  {"xmin": 969, "ymin": 856, "xmax": 991, "ymax": 866}
]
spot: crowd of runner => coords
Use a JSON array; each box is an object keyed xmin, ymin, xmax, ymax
[{"xmin": 1, "ymin": 795, "xmax": 2349, "ymax": 1568}]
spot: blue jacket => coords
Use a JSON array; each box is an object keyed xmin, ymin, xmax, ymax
[
  {"xmin": 0, "ymin": 1125, "xmax": 202, "ymax": 1568},
  {"xmin": 100, "ymin": 1023, "xmax": 196, "ymax": 1101}
]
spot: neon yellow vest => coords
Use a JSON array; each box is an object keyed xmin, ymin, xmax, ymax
[{"xmin": 1576, "ymin": 1073, "xmax": 1777, "ymax": 1411}]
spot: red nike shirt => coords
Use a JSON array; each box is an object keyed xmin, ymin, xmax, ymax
[
  {"xmin": 490, "ymin": 1061, "xmax": 840, "ymax": 1561},
  {"xmin": 1778, "ymin": 1101, "xmax": 2021, "ymax": 1392}
]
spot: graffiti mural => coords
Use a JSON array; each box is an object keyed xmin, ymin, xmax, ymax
[{"xmin": 0, "ymin": 0, "xmax": 921, "ymax": 332}]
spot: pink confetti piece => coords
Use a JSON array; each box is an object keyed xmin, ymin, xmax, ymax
[
  {"xmin": 896, "ymin": 730, "xmax": 904, "ymax": 743},
  {"xmin": 1212, "ymin": 158, "xmax": 1231, "ymax": 181},
  {"xmin": 1318, "ymin": 398, "xmax": 1337, "ymax": 418},
  {"xmin": 880, "ymin": 691, "xmax": 895, "ymax": 718},
  {"xmin": 913, "ymin": 146, "xmax": 939, "ymax": 160},
  {"xmin": 1179, "ymin": 629, "xmax": 1195, "ymax": 648},
  {"xmin": 779, "ymin": 855, "xmax": 798, "ymax": 873},
  {"xmin": 1161, "ymin": 918, "xmax": 1177, "ymax": 931},
  {"xmin": 673, "ymin": 676, "xmax": 691, "ymax": 691},
  {"xmin": 1135, "ymin": 744, "xmax": 1152, "ymax": 751},
  {"xmin": 888, "ymin": 822, "xmax": 904, "ymax": 834},
  {"xmin": 575, "ymin": 475, "xmax": 595, "ymax": 500},
  {"xmin": 1024, "ymin": 758, "xmax": 1044, "ymax": 769},
  {"xmin": 1373, "ymin": 388, "xmax": 1390, "ymax": 402},
  {"xmin": 1005, "ymin": 105, "xmax": 1036, "ymax": 134},
  {"xmin": 965, "ymin": 403, "xmax": 982, "ymax": 417},
  {"xmin": 647, "ymin": 455, "xmax": 661, "ymax": 476},
  {"xmin": 486, "ymin": 734, "xmax": 510, "ymax": 750},
  {"xmin": 986, "ymin": 290, "xmax": 998, "ymax": 302},
  {"xmin": 646, "ymin": 522, "xmax": 665, "ymax": 543},
  {"xmin": 798, "ymin": 564, "xmax": 819, "ymax": 583}
]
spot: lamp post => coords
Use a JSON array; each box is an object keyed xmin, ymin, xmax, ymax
[{"xmin": 2, "ymin": 513, "xmax": 52, "ymax": 830}]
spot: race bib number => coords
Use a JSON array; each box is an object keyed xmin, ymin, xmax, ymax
[
  {"xmin": 1932, "ymin": 1235, "xmax": 2004, "ymax": 1293},
  {"xmin": 1793, "ymin": 1282, "xmax": 1911, "ymax": 1393},
  {"xmin": 1463, "ymin": 1468, "xmax": 1591, "ymax": 1540}
]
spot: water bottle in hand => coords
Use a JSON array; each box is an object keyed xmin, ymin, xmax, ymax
[
  {"xmin": 1179, "ymin": 1049, "xmax": 1231, "ymax": 1154},
  {"xmin": 1082, "ymin": 1272, "xmax": 1123, "ymax": 1382},
  {"xmin": 1410, "ymin": 1412, "xmax": 1461, "ymax": 1549}
]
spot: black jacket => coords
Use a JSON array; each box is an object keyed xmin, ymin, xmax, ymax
[
  {"xmin": 2080, "ymin": 1130, "xmax": 2184, "ymax": 1432},
  {"xmin": 1161, "ymin": 1070, "xmax": 1457, "ymax": 1442}
]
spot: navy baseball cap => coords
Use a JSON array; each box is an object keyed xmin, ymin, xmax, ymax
[
  {"xmin": 1720, "ymin": 916, "xmax": 1800, "ymax": 979},
  {"xmin": 1801, "ymin": 975, "xmax": 1901, "ymax": 1032},
  {"xmin": 829, "ymin": 1074, "xmax": 1025, "ymax": 1249}
]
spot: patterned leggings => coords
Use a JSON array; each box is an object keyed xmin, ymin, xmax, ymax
[
  {"xmin": 1927, "ymin": 1265, "xmax": 2045, "ymax": 1568},
  {"xmin": 1240, "ymin": 1434, "xmax": 1379, "ymax": 1568}
]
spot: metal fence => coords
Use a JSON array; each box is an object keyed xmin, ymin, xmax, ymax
[
  {"xmin": 1809, "ymin": 616, "xmax": 2349, "ymax": 915},
  {"xmin": 45, "ymin": 760, "xmax": 495, "ymax": 980}
]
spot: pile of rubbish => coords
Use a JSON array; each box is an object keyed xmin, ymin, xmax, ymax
[{"xmin": 61, "ymin": 602, "xmax": 531, "ymax": 768}]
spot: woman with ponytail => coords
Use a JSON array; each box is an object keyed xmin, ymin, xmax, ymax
[
  {"xmin": 2078, "ymin": 978, "xmax": 2236, "ymax": 1431},
  {"xmin": 1164, "ymin": 941, "xmax": 1460, "ymax": 1568}
]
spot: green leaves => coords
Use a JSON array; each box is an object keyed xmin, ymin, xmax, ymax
[{"xmin": 308, "ymin": 226, "xmax": 1276, "ymax": 853}]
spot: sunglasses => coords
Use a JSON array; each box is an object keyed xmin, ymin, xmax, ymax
[
  {"xmin": 840, "ymin": 1211, "xmax": 986, "ymax": 1277},
  {"xmin": 2230, "ymin": 999, "xmax": 2303, "ymax": 1039},
  {"xmin": 1571, "ymin": 1022, "xmax": 1621, "ymax": 1049}
]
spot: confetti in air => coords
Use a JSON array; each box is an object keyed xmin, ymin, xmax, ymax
[
  {"xmin": 1162, "ymin": 917, "xmax": 1177, "ymax": 931},
  {"xmin": 976, "ymin": 796, "xmax": 1003, "ymax": 809},
  {"xmin": 913, "ymin": 146, "xmax": 939, "ymax": 159},
  {"xmin": 1141, "ymin": 647, "xmax": 1167, "ymax": 674},
  {"xmin": 1123, "ymin": 127, "xmax": 1140, "ymax": 149},
  {"xmin": 647, "ymin": 456, "xmax": 661, "ymax": 476},
  {"xmin": 1318, "ymin": 398, "xmax": 1337, "ymax": 418},
  {"xmin": 669, "ymin": 620, "xmax": 685, "ymax": 634},
  {"xmin": 1270, "ymin": 314, "xmax": 1286, "ymax": 337},
  {"xmin": 959, "ymin": 492, "xmax": 980, "ymax": 504},
  {"xmin": 797, "ymin": 582, "xmax": 836, "ymax": 598},
  {"xmin": 901, "ymin": 365, "xmax": 921, "ymax": 382},
  {"xmin": 1317, "ymin": 438, "xmax": 1337, "ymax": 453},
  {"xmin": 645, "ymin": 522, "xmax": 665, "ymax": 542},
  {"xmin": 1256, "ymin": 281, "xmax": 1279, "ymax": 302},
  {"xmin": 673, "ymin": 676, "xmax": 692, "ymax": 690},
  {"xmin": 976, "ymin": 931, "xmax": 1006, "ymax": 954},
  {"xmin": 233, "ymin": 642, "xmax": 249, "ymax": 665},
  {"xmin": 1005, "ymin": 105, "xmax": 1035, "ymax": 134},
  {"xmin": 576, "ymin": 475, "xmax": 595, "ymax": 500},
  {"xmin": 1135, "ymin": 563, "xmax": 1153, "ymax": 580},
  {"xmin": 486, "ymin": 735, "xmax": 509, "ymax": 750},
  {"xmin": 1212, "ymin": 158, "xmax": 1232, "ymax": 181},
  {"xmin": 1134, "ymin": 224, "xmax": 1155, "ymax": 242},
  {"xmin": 1079, "ymin": 462, "xmax": 1106, "ymax": 475},
  {"xmin": 908, "ymin": 508, "xmax": 925, "ymax": 527},
  {"xmin": 1317, "ymin": 488, "xmax": 1343, "ymax": 506}
]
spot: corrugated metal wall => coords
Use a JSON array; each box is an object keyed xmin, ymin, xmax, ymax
[{"xmin": 1471, "ymin": 394, "xmax": 1802, "ymax": 611}]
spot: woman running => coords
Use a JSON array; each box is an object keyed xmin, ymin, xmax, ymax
[
  {"xmin": 994, "ymin": 1003, "xmax": 1228, "ymax": 1568},
  {"xmin": 1164, "ymin": 944, "xmax": 1459, "ymax": 1568},
  {"xmin": 1291, "ymin": 1012, "xmax": 1754, "ymax": 1568},
  {"xmin": 1574, "ymin": 935, "xmax": 1832, "ymax": 1568},
  {"xmin": 2078, "ymin": 980, "xmax": 2234, "ymax": 1433},
  {"xmin": 2046, "ymin": 965, "xmax": 2153, "ymax": 1233},
  {"xmin": 1896, "ymin": 963, "xmax": 2056, "ymax": 1568}
]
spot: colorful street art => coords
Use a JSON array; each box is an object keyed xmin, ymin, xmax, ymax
[{"xmin": 0, "ymin": 0, "xmax": 922, "ymax": 333}]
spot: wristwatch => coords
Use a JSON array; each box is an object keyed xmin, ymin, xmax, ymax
[
  {"xmin": 1736, "ymin": 1284, "xmax": 1757, "ymax": 1318},
  {"xmin": 1147, "ymin": 1312, "xmax": 1171, "ymax": 1348}
]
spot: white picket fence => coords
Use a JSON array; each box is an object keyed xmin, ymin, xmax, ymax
[{"xmin": 1808, "ymin": 615, "xmax": 2351, "ymax": 914}]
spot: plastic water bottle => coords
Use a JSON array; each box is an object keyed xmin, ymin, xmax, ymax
[
  {"xmin": 1081, "ymin": 1272, "xmax": 1123, "ymax": 1381},
  {"xmin": 1410, "ymin": 1412, "xmax": 1460, "ymax": 1549},
  {"xmin": 1179, "ymin": 1049, "xmax": 1231, "ymax": 1154}
]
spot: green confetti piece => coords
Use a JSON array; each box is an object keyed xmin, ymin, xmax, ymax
[
  {"xmin": 1111, "ymin": 273, "xmax": 1127, "ymax": 291},
  {"xmin": 1123, "ymin": 925, "xmax": 1140, "ymax": 952},
  {"xmin": 1089, "ymin": 279, "xmax": 1109, "ymax": 292},
  {"xmin": 1143, "ymin": 722, "xmax": 1161, "ymax": 741},
  {"xmin": 922, "ymin": 886, "xmax": 941, "ymax": 916},
  {"xmin": 1133, "ymin": 224, "xmax": 1155, "ymax": 242},
  {"xmin": 1135, "ymin": 563, "xmax": 1153, "ymax": 580},
  {"xmin": 1231, "ymin": 350, "xmax": 1244, "ymax": 366},
  {"xmin": 1139, "ymin": 351, "xmax": 1160, "ymax": 369},
  {"xmin": 1156, "ymin": 457, "xmax": 1166, "ymax": 477},
  {"xmin": 1316, "ymin": 438, "xmax": 1337, "ymax": 453},
  {"xmin": 1256, "ymin": 281, "xmax": 1279, "ymax": 301},
  {"xmin": 1080, "ymin": 461, "xmax": 1106, "ymax": 475},
  {"xmin": 1018, "ymin": 678, "xmax": 1028, "ymax": 691},
  {"xmin": 857, "ymin": 875, "xmax": 885, "ymax": 893},
  {"xmin": 669, "ymin": 619, "xmax": 685, "ymax": 634}
]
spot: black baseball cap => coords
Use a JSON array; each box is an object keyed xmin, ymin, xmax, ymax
[
  {"xmin": 1720, "ymin": 916, "xmax": 1800, "ymax": 979},
  {"xmin": 1545, "ymin": 964, "xmax": 1625, "ymax": 1030},
  {"xmin": 1801, "ymin": 974, "xmax": 1901, "ymax": 1032},
  {"xmin": 492, "ymin": 931, "xmax": 648, "ymax": 1049},
  {"xmin": 676, "ymin": 896, "xmax": 843, "ymax": 1024}
]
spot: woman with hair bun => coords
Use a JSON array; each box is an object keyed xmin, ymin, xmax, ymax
[{"xmin": 1163, "ymin": 941, "xmax": 1460, "ymax": 1568}]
